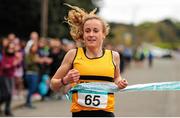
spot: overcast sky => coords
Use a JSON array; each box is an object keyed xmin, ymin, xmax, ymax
[{"xmin": 97, "ymin": 0, "xmax": 180, "ymax": 25}]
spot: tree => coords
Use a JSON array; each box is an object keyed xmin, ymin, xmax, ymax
[
  {"xmin": 0, "ymin": 0, "xmax": 41, "ymax": 39},
  {"xmin": 0, "ymin": 0, "xmax": 98, "ymax": 40}
]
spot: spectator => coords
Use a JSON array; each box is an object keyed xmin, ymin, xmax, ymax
[
  {"xmin": 148, "ymin": 50, "xmax": 154, "ymax": 68},
  {"xmin": 48, "ymin": 38, "xmax": 66, "ymax": 99},
  {"xmin": 0, "ymin": 42, "xmax": 18, "ymax": 116},
  {"xmin": 25, "ymin": 31, "xmax": 39, "ymax": 54},
  {"xmin": 37, "ymin": 38, "xmax": 52, "ymax": 100},
  {"xmin": 24, "ymin": 42, "xmax": 43, "ymax": 108}
]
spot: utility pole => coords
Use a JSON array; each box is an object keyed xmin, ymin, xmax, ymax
[{"xmin": 41, "ymin": 0, "xmax": 48, "ymax": 37}]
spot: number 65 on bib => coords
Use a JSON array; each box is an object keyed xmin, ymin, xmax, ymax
[{"xmin": 77, "ymin": 92, "xmax": 108, "ymax": 109}]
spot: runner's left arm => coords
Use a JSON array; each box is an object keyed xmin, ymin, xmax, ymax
[{"xmin": 112, "ymin": 51, "xmax": 128, "ymax": 89}]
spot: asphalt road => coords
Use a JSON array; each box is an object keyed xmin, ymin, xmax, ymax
[{"xmin": 13, "ymin": 58, "xmax": 180, "ymax": 117}]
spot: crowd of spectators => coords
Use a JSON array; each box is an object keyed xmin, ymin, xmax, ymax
[{"xmin": 0, "ymin": 31, "xmax": 76, "ymax": 116}]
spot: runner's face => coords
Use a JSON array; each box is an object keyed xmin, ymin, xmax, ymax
[{"xmin": 83, "ymin": 19, "xmax": 105, "ymax": 48}]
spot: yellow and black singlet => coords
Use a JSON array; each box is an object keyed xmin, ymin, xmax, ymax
[{"xmin": 71, "ymin": 47, "xmax": 115, "ymax": 113}]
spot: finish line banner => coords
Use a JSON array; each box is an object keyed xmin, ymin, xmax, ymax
[{"xmin": 66, "ymin": 81, "xmax": 180, "ymax": 100}]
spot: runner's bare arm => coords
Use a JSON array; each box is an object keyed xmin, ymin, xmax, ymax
[
  {"xmin": 112, "ymin": 51, "xmax": 128, "ymax": 89},
  {"xmin": 50, "ymin": 49, "xmax": 78, "ymax": 92}
]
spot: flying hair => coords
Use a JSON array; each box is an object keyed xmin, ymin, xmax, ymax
[{"xmin": 64, "ymin": 3, "xmax": 109, "ymax": 41}]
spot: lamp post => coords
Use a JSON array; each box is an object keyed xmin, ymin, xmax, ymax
[{"xmin": 41, "ymin": 0, "xmax": 48, "ymax": 37}]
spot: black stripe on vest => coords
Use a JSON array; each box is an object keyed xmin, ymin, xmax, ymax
[
  {"xmin": 72, "ymin": 90, "xmax": 114, "ymax": 95},
  {"xmin": 80, "ymin": 75, "xmax": 114, "ymax": 82}
]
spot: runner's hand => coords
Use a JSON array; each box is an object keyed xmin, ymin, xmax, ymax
[
  {"xmin": 117, "ymin": 79, "xmax": 128, "ymax": 89},
  {"xmin": 63, "ymin": 69, "xmax": 80, "ymax": 84}
]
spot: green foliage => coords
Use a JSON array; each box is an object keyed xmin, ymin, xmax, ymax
[
  {"xmin": 48, "ymin": 0, "xmax": 68, "ymax": 38},
  {"xmin": 108, "ymin": 23, "xmax": 133, "ymax": 45},
  {"xmin": 108, "ymin": 19, "xmax": 180, "ymax": 49},
  {"xmin": 155, "ymin": 41, "xmax": 180, "ymax": 50}
]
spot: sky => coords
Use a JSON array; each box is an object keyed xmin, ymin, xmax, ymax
[{"xmin": 97, "ymin": 0, "xmax": 180, "ymax": 25}]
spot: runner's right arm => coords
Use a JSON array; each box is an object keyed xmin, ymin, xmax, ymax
[{"xmin": 50, "ymin": 49, "xmax": 80, "ymax": 92}]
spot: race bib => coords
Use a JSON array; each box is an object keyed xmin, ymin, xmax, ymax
[{"xmin": 77, "ymin": 92, "xmax": 108, "ymax": 108}]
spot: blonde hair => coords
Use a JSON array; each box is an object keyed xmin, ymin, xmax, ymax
[{"xmin": 64, "ymin": 3, "xmax": 110, "ymax": 41}]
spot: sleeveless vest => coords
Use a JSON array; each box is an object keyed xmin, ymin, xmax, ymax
[{"xmin": 71, "ymin": 47, "xmax": 115, "ymax": 112}]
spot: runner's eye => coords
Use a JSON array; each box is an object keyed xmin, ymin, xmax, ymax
[
  {"xmin": 85, "ymin": 28, "xmax": 91, "ymax": 33},
  {"xmin": 94, "ymin": 28, "xmax": 99, "ymax": 33}
]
